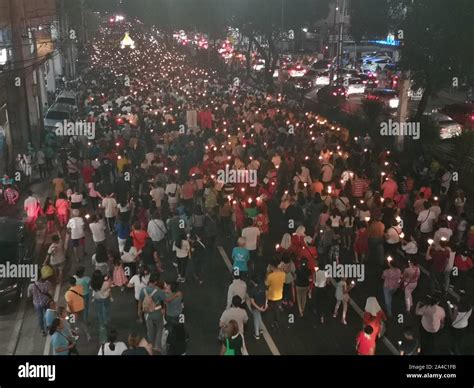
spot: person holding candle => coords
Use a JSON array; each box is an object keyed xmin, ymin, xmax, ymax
[
  {"xmin": 402, "ymin": 259, "xmax": 421, "ymax": 313},
  {"xmin": 381, "ymin": 257, "xmax": 401, "ymax": 317},
  {"xmin": 333, "ymin": 277, "xmax": 354, "ymax": 325}
]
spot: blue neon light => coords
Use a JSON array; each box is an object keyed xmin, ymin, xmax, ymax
[{"xmin": 368, "ymin": 39, "xmax": 401, "ymax": 46}]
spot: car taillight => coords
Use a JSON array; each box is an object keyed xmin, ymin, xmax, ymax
[
  {"xmin": 332, "ymin": 92, "xmax": 337, "ymax": 96},
  {"xmin": 471, "ymin": 114, "xmax": 474, "ymax": 121}
]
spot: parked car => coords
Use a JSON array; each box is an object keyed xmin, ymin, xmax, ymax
[
  {"xmin": 288, "ymin": 64, "xmax": 307, "ymax": 78},
  {"xmin": 317, "ymin": 85, "xmax": 347, "ymax": 107},
  {"xmin": 314, "ymin": 71, "xmax": 331, "ymax": 86},
  {"xmin": 292, "ymin": 76, "xmax": 313, "ymax": 92},
  {"xmin": 55, "ymin": 90, "xmax": 79, "ymax": 112},
  {"xmin": 430, "ymin": 112, "xmax": 463, "ymax": 139},
  {"xmin": 311, "ymin": 59, "xmax": 332, "ymax": 72},
  {"xmin": 365, "ymin": 88, "xmax": 399, "ymax": 109},
  {"xmin": 345, "ymin": 78, "xmax": 366, "ymax": 96},
  {"xmin": 0, "ymin": 218, "xmax": 36, "ymax": 305},
  {"xmin": 440, "ymin": 103, "xmax": 474, "ymax": 130},
  {"xmin": 361, "ymin": 58, "xmax": 392, "ymax": 73},
  {"xmin": 44, "ymin": 103, "xmax": 73, "ymax": 131}
]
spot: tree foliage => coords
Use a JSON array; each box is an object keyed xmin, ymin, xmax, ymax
[{"xmin": 350, "ymin": 0, "xmax": 474, "ymax": 118}]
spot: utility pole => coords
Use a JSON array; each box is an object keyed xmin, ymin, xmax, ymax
[
  {"xmin": 6, "ymin": 0, "xmax": 32, "ymax": 167},
  {"xmin": 80, "ymin": 0, "xmax": 87, "ymax": 45},
  {"xmin": 336, "ymin": 0, "xmax": 346, "ymax": 69},
  {"xmin": 329, "ymin": 1, "xmax": 339, "ymax": 85},
  {"xmin": 395, "ymin": 70, "xmax": 411, "ymax": 151},
  {"xmin": 281, "ymin": 0, "xmax": 285, "ymax": 32}
]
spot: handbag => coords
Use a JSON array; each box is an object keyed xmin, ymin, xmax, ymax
[{"xmin": 34, "ymin": 283, "xmax": 53, "ymax": 308}]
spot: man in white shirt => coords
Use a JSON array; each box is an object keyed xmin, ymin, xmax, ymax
[
  {"xmin": 241, "ymin": 219, "xmax": 260, "ymax": 272},
  {"xmin": 67, "ymin": 209, "xmax": 86, "ymax": 261},
  {"xmin": 226, "ymin": 274, "xmax": 247, "ymax": 309},
  {"xmin": 147, "ymin": 213, "xmax": 167, "ymax": 256},
  {"xmin": 417, "ymin": 202, "xmax": 436, "ymax": 236},
  {"xmin": 219, "ymin": 295, "xmax": 248, "ymax": 335},
  {"xmin": 150, "ymin": 184, "xmax": 165, "ymax": 209},
  {"xmin": 429, "ymin": 198, "xmax": 442, "ymax": 222},
  {"xmin": 89, "ymin": 215, "xmax": 106, "ymax": 245},
  {"xmin": 102, "ymin": 194, "xmax": 117, "ymax": 232},
  {"xmin": 24, "ymin": 190, "xmax": 41, "ymax": 230},
  {"xmin": 44, "ymin": 235, "xmax": 66, "ymax": 282},
  {"xmin": 165, "ymin": 180, "xmax": 181, "ymax": 212}
]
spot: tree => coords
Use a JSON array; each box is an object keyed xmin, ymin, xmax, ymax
[
  {"xmin": 399, "ymin": 0, "xmax": 474, "ymax": 119},
  {"xmin": 229, "ymin": 0, "xmax": 318, "ymax": 88},
  {"xmin": 349, "ymin": 0, "xmax": 392, "ymax": 42},
  {"xmin": 350, "ymin": 0, "xmax": 474, "ymax": 119}
]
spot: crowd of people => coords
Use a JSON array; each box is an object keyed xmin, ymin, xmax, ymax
[{"xmin": 18, "ymin": 20, "xmax": 474, "ymax": 356}]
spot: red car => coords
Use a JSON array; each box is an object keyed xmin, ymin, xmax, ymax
[{"xmin": 440, "ymin": 103, "xmax": 474, "ymax": 130}]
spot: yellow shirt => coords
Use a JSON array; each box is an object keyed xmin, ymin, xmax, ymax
[
  {"xmin": 65, "ymin": 285, "xmax": 85, "ymax": 314},
  {"xmin": 265, "ymin": 270, "xmax": 286, "ymax": 301},
  {"xmin": 117, "ymin": 157, "xmax": 129, "ymax": 173}
]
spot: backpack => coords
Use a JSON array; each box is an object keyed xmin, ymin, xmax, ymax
[{"xmin": 142, "ymin": 288, "xmax": 158, "ymax": 313}]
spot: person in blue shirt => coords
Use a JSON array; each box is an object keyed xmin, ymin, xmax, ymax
[
  {"xmin": 50, "ymin": 318, "xmax": 74, "ymax": 356},
  {"xmin": 44, "ymin": 300, "xmax": 57, "ymax": 333},
  {"xmin": 231, "ymin": 237, "xmax": 250, "ymax": 278},
  {"xmin": 74, "ymin": 266, "xmax": 91, "ymax": 322}
]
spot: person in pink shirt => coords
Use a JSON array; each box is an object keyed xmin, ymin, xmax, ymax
[
  {"xmin": 55, "ymin": 192, "xmax": 70, "ymax": 227},
  {"xmin": 381, "ymin": 174, "xmax": 398, "ymax": 200},
  {"xmin": 394, "ymin": 192, "xmax": 408, "ymax": 210},
  {"xmin": 382, "ymin": 258, "xmax": 401, "ymax": 317}
]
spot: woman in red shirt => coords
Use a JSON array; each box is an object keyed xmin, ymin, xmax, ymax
[
  {"xmin": 291, "ymin": 226, "xmax": 317, "ymax": 290},
  {"xmin": 354, "ymin": 221, "xmax": 369, "ymax": 264},
  {"xmin": 130, "ymin": 222, "xmax": 149, "ymax": 251}
]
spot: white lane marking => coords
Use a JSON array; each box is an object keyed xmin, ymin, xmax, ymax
[
  {"xmin": 6, "ymin": 296, "xmax": 27, "ymax": 355},
  {"xmin": 327, "ymin": 277, "xmax": 399, "ymax": 355},
  {"xmin": 217, "ymin": 246, "xmax": 281, "ymax": 356}
]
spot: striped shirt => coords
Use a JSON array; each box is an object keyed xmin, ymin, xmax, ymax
[{"xmin": 352, "ymin": 179, "xmax": 369, "ymax": 198}]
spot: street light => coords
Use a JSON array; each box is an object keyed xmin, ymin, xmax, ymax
[{"xmin": 302, "ymin": 28, "xmax": 308, "ymax": 33}]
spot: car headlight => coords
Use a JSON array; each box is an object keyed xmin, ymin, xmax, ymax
[
  {"xmin": 389, "ymin": 98, "xmax": 399, "ymax": 108},
  {"xmin": 0, "ymin": 283, "xmax": 18, "ymax": 294}
]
